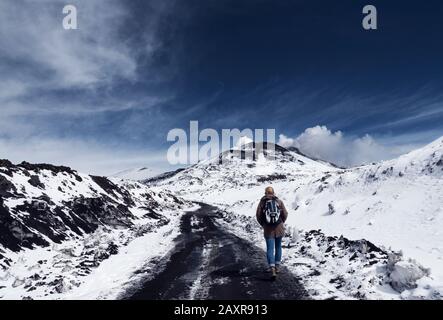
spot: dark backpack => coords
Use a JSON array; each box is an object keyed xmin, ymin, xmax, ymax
[{"xmin": 263, "ymin": 198, "xmax": 281, "ymax": 226}]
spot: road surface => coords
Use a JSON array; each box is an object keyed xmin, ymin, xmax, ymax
[{"xmin": 125, "ymin": 203, "xmax": 308, "ymax": 300}]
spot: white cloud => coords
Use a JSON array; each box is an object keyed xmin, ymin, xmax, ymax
[
  {"xmin": 0, "ymin": 0, "xmax": 140, "ymax": 91},
  {"xmin": 278, "ymin": 125, "xmax": 421, "ymax": 167},
  {"xmin": 277, "ymin": 134, "xmax": 295, "ymax": 148},
  {"xmin": 0, "ymin": 0, "xmax": 174, "ymax": 152}
]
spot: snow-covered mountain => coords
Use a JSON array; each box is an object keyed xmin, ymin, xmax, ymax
[
  {"xmin": 0, "ymin": 160, "xmax": 192, "ymax": 299},
  {"xmin": 110, "ymin": 167, "xmax": 156, "ymax": 181},
  {"xmin": 147, "ymin": 142, "xmax": 337, "ymax": 198},
  {"xmin": 147, "ymin": 138, "xmax": 443, "ymax": 299}
]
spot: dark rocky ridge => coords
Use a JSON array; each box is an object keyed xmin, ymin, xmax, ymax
[{"xmin": 0, "ymin": 160, "xmax": 184, "ymax": 255}]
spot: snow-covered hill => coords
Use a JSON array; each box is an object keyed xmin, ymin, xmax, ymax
[
  {"xmin": 289, "ymin": 136, "xmax": 443, "ymax": 298},
  {"xmin": 148, "ymin": 138, "xmax": 443, "ymax": 299},
  {"xmin": 147, "ymin": 142, "xmax": 337, "ymax": 198},
  {"xmin": 110, "ymin": 167, "xmax": 156, "ymax": 181},
  {"xmin": 0, "ymin": 160, "xmax": 192, "ymax": 299}
]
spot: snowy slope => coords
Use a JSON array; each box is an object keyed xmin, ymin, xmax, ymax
[
  {"xmin": 110, "ymin": 167, "xmax": 156, "ymax": 181},
  {"xmin": 0, "ymin": 160, "xmax": 192, "ymax": 299},
  {"xmin": 148, "ymin": 142, "xmax": 337, "ymax": 201},
  {"xmin": 148, "ymin": 138, "xmax": 443, "ymax": 299},
  {"xmin": 289, "ymin": 136, "xmax": 443, "ymax": 298}
]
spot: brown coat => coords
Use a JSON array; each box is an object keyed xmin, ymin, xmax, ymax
[{"xmin": 256, "ymin": 196, "xmax": 288, "ymax": 238}]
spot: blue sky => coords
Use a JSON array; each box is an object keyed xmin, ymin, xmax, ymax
[{"xmin": 1, "ymin": 0, "xmax": 443, "ymax": 174}]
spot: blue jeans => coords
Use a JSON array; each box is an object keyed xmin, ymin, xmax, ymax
[{"xmin": 265, "ymin": 237, "xmax": 282, "ymax": 267}]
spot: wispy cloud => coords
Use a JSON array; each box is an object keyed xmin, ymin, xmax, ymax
[
  {"xmin": 0, "ymin": 0, "xmax": 176, "ymax": 112},
  {"xmin": 0, "ymin": 0, "xmax": 139, "ymax": 91},
  {"xmin": 0, "ymin": 0, "xmax": 183, "ymax": 176}
]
